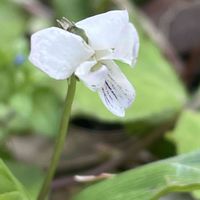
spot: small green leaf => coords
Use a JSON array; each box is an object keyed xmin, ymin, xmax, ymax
[
  {"xmin": 74, "ymin": 151, "xmax": 200, "ymax": 200},
  {"xmin": 167, "ymin": 110, "xmax": 200, "ymax": 199},
  {"xmin": 169, "ymin": 110, "xmax": 200, "ymax": 154}
]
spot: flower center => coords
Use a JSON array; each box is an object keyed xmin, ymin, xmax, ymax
[
  {"xmin": 91, "ymin": 62, "xmax": 102, "ymax": 72},
  {"xmin": 95, "ymin": 49, "xmax": 113, "ymax": 61}
]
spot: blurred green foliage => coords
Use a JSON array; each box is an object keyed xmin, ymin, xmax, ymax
[
  {"xmin": 53, "ymin": 0, "xmax": 94, "ymax": 21},
  {"xmin": 0, "ymin": 1, "xmax": 26, "ymax": 49},
  {"xmin": 0, "ymin": 0, "xmax": 63, "ymax": 137},
  {"xmin": 53, "ymin": 0, "xmax": 114, "ymax": 20}
]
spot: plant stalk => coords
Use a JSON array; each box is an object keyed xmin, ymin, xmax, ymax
[{"xmin": 37, "ymin": 75, "xmax": 76, "ymax": 200}]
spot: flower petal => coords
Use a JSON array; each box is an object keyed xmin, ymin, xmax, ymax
[
  {"xmin": 75, "ymin": 59, "xmax": 108, "ymax": 91},
  {"xmin": 113, "ymin": 23, "xmax": 139, "ymax": 66},
  {"xmin": 98, "ymin": 61, "xmax": 135, "ymax": 117},
  {"xmin": 29, "ymin": 27, "xmax": 94, "ymax": 80},
  {"xmin": 76, "ymin": 10, "xmax": 129, "ymax": 50}
]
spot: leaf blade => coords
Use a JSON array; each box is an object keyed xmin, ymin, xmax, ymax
[{"xmin": 74, "ymin": 151, "xmax": 200, "ymax": 200}]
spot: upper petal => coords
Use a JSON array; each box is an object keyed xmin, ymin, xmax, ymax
[
  {"xmin": 113, "ymin": 23, "xmax": 139, "ymax": 66},
  {"xmin": 76, "ymin": 10, "xmax": 129, "ymax": 50},
  {"xmin": 29, "ymin": 27, "xmax": 94, "ymax": 80},
  {"xmin": 75, "ymin": 59, "xmax": 108, "ymax": 91},
  {"xmin": 98, "ymin": 61, "xmax": 135, "ymax": 117}
]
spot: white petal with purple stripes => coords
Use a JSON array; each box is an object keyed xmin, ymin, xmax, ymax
[{"xmin": 98, "ymin": 61, "xmax": 135, "ymax": 117}]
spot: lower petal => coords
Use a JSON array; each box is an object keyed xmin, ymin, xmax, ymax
[{"xmin": 98, "ymin": 61, "xmax": 135, "ymax": 117}]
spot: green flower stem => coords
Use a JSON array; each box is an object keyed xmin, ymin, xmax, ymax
[{"xmin": 37, "ymin": 75, "xmax": 76, "ymax": 200}]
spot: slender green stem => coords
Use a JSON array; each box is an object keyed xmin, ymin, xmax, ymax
[{"xmin": 37, "ymin": 75, "xmax": 76, "ymax": 200}]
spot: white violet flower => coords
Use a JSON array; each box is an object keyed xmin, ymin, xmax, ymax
[{"xmin": 29, "ymin": 10, "xmax": 139, "ymax": 117}]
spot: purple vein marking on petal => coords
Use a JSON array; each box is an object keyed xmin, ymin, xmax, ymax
[
  {"xmin": 104, "ymin": 81, "xmax": 116, "ymax": 106},
  {"xmin": 102, "ymin": 87, "xmax": 113, "ymax": 108},
  {"xmin": 108, "ymin": 74, "xmax": 131, "ymax": 100},
  {"xmin": 105, "ymin": 81, "xmax": 118, "ymax": 100},
  {"xmin": 108, "ymin": 79, "xmax": 124, "ymax": 100},
  {"xmin": 107, "ymin": 75, "xmax": 125, "ymax": 101}
]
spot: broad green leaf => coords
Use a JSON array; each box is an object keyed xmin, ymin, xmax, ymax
[
  {"xmin": 0, "ymin": 159, "xmax": 30, "ymax": 200},
  {"xmin": 169, "ymin": 110, "xmax": 200, "ymax": 154},
  {"xmin": 74, "ymin": 151, "xmax": 200, "ymax": 200}
]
